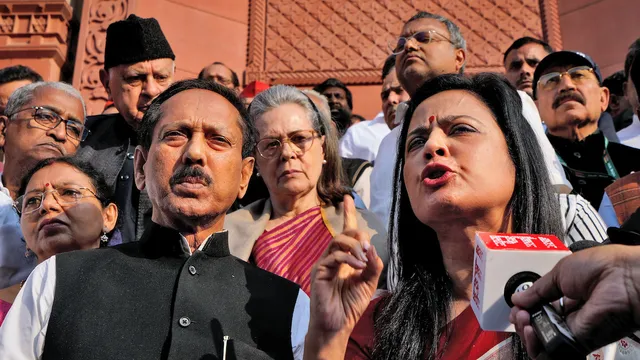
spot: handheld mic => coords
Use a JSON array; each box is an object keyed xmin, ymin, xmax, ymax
[
  {"xmin": 471, "ymin": 232, "xmax": 571, "ymax": 332},
  {"xmin": 472, "ymin": 233, "xmax": 598, "ymax": 358}
]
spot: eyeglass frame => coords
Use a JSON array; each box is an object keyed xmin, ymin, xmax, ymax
[
  {"xmin": 7, "ymin": 106, "xmax": 90, "ymax": 142},
  {"xmin": 388, "ymin": 30, "xmax": 454, "ymax": 55},
  {"xmin": 255, "ymin": 129, "xmax": 323, "ymax": 159},
  {"xmin": 14, "ymin": 186, "xmax": 104, "ymax": 216},
  {"xmin": 536, "ymin": 66, "xmax": 598, "ymax": 92}
]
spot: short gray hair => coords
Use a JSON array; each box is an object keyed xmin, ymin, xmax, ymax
[
  {"xmin": 301, "ymin": 89, "xmax": 332, "ymax": 126},
  {"xmin": 250, "ymin": 85, "xmax": 327, "ymax": 138},
  {"xmin": 407, "ymin": 11, "xmax": 467, "ymax": 72},
  {"xmin": 5, "ymin": 81, "xmax": 86, "ymax": 120}
]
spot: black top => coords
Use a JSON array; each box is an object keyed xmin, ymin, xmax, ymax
[
  {"xmin": 42, "ymin": 222, "xmax": 302, "ymax": 360},
  {"xmin": 76, "ymin": 113, "xmax": 150, "ymax": 242},
  {"xmin": 547, "ymin": 131, "xmax": 640, "ymax": 208}
]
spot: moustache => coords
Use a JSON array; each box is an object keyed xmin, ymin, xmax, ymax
[
  {"xmin": 169, "ymin": 166, "xmax": 212, "ymax": 187},
  {"xmin": 553, "ymin": 91, "xmax": 586, "ymax": 109}
]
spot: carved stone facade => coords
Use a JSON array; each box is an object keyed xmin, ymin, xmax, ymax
[
  {"xmin": 0, "ymin": 0, "xmax": 73, "ymax": 80},
  {"xmin": 246, "ymin": 0, "xmax": 561, "ymax": 86},
  {"xmin": 71, "ymin": 0, "xmax": 133, "ymax": 116}
]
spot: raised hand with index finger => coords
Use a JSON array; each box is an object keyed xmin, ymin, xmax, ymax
[{"xmin": 304, "ymin": 195, "xmax": 384, "ymax": 360}]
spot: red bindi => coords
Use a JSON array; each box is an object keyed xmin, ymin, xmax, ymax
[
  {"xmin": 428, "ymin": 115, "xmax": 436, "ymax": 123},
  {"xmin": 45, "ymin": 183, "xmax": 50, "ymax": 187}
]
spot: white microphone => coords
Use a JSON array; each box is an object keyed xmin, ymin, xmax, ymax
[{"xmin": 471, "ymin": 232, "xmax": 571, "ymax": 332}]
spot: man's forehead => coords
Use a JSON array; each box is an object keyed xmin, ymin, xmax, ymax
[
  {"xmin": 402, "ymin": 18, "xmax": 449, "ymax": 36},
  {"xmin": 117, "ymin": 58, "xmax": 174, "ymax": 74},
  {"xmin": 207, "ymin": 64, "xmax": 232, "ymax": 77},
  {"xmin": 382, "ymin": 70, "xmax": 400, "ymax": 88},
  {"xmin": 159, "ymin": 89, "xmax": 239, "ymax": 120},
  {"xmin": 509, "ymin": 44, "xmax": 547, "ymax": 60},
  {"xmin": 323, "ymin": 87, "xmax": 346, "ymax": 94}
]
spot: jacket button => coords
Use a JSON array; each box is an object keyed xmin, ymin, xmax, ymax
[
  {"xmin": 188, "ymin": 265, "xmax": 197, "ymax": 275},
  {"xmin": 179, "ymin": 317, "xmax": 191, "ymax": 327},
  {"xmin": 120, "ymin": 175, "xmax": 130, "ymax": 180},
  {"xmin": 573, "ymin": 152, "xmax": 581, "ymax": 158}
]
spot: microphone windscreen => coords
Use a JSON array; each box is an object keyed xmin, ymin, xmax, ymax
[{"xmin": 568, "ymin": 240, "xmax": 602, "ymax": 253}]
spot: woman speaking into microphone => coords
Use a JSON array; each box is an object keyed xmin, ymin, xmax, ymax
[{"xmin": 304, "ymin": 73, "xmax": 565, "ymax": 359}]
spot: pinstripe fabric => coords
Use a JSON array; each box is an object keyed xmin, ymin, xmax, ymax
[
  {"xmin": 557, "ymin": 193, "xmax": 608, "ymax": 245},
  {"xmin": 252, "ymin": 206, "xmax": 333, "ymax": 295}
]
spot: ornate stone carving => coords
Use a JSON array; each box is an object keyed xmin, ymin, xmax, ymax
[
  {"xmin": 0, "ymin": 1, "xmax": 72, "ymax": 80},
  {"xmin": 246, "ymin": 0, "xmax": 561, "ymax": 86},
  {"xmin": 72, "ymin": 0, "xmax": 131, "ymax": 115},
  {"xmin": 0, "ymin": 16, "xmax": 15, "ymax": 33},
  {"xmin": 30, "ymin": 15, "xmax": 48, "ymax": 33}
]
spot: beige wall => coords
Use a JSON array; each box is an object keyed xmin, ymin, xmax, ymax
[{"xmin": 559, "ymin": 0, "xmax": 640, "ymax": 77}]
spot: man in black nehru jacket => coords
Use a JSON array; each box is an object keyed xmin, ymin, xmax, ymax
[
  {"xmin": 76, "ymin": 14, "xmax": 175, "ymax": 243},
  {"xmin": 0, "ymin": 79, "xmax": 308, "ymax": 360}
]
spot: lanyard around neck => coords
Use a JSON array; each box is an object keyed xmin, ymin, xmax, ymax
[{"xmin": 556, "ymin": 136, "xmax": 620, "ymax": 180}]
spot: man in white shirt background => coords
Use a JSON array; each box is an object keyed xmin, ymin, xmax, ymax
[{"xmin": 339, "ymin": 54, "xmax": 410, "ymax": 162}]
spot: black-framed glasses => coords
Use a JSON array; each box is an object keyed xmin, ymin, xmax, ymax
[
  {"xmin": 15, "ymin": 186, "xmax": 102, "ymax": 215},
  {"xmin": 388, "ymin": 30, "xmax": 454, "ymax": 55},
  {"xmin": 255, "ymin": 130, "xmax": 321, "ymax": 159},
  {"xmin": 9, "ymin": 106, "xmax": 90, "ymax": 141},
  {"xmin": 537, "ymin": 66, "xmax": 597, "ymax": 92}
]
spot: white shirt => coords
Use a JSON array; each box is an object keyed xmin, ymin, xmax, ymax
[
  {"xmin": 617, "ymin": 114, "xmax": 640, "ymax": 149},
  {"xmin": 369, "ymin": 91, "xmax": 573, "ymax": 230},
  {"xmin": 0, "ymin": 179, "xmax": 36, "ymax": 289},
  {"xmin": 0, "ymin": 235, "xmax": 310, "ymax": 360},
  {"xmin": 339, "ymin": 112, "xmax": 390, "ymax": 161}
]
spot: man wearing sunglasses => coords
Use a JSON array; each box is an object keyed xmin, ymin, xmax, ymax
[
  {"xmin": 534, "ymin": 51, "xmax": 640, "ymax": 208},
  {"xmin": 0, "ymin": 81, "xmax": 86, "ymax": 289}
]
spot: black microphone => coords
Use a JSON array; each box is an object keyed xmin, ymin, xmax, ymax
[{"xmin": 568, "ymin": 240, "xmax": 603, "ymax": 252}]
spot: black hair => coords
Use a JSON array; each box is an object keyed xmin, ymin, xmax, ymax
[
  {"xmin": 503, "ymin": 37, "xmax": 553, "ymax": 64},
  {"xmin": 197, "ymin": 62, "xmax": 240, "ymax": 88},
  {"xmin": 372, "ymin": 73, "xmax": 563, "ymax": 360},
  {"xmin": 312, "ymin": 78, "xmax": 353, "ymax": 110},
  {"xmin": 18, "ymin": 157, "xmax": 113, "ymax": 205},
  {"xmin": 624, "ymin": 38, "xmax": 640, "ymax": 79},
  {"xmin": 382, "ymin": 54, "xmax": 397, "ymax": 81},
  {"xmin": 138, "ymin": 78, "xmax": 256, "ymax": 158},
  {"xmin": 0, "ymin": 65, "xmax": 43, "ymax": 86},
  {"xmin": 603, "ymin": 70, "xmax": 626, "ymax": 96}
]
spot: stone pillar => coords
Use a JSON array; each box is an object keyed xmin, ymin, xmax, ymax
[
  {"xmin": 0, "ymin": 0, "xmax": 73, "ymax": 80},
  {"xmin": 71, "ymin": 0, "xmax": 134, "ymax": 116}
]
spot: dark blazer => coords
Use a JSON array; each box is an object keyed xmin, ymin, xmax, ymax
[
  {"xmin": 75, "ymin": 113, "xmax": 150, "ymax": 242},
  {"xmin": 548, "ymin": 131, "xmax": 640, "ymax": 208}
]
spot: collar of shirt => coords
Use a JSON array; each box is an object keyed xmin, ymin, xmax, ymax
[
  {"xmin": 0, "ymin": 175, "xmax": 8, "ymax": 198},
  {"xmin": 138, "ymin": 221, "xmax": 231, "ymax": 258}
]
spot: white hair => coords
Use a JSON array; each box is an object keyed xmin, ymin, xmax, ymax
[{"xmin": 5, "ymin": 81, "xmax": 86, "ymax": 120}]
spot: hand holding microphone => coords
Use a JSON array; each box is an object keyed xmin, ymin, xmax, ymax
[
  {"xmin": 510, "ymin": 244, "xmax": 640, "ymax": 358},
  {"xmin": 471, "ymin": 233, "xmax": 592, "ymax": 358}
]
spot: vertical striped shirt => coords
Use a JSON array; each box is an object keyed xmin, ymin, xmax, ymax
[
  {"xmin": 252, "ymin": 206, "xmax": 333, "ymax": 295},
  {"xmin": 558, "ymin": 193, "xmax": 608, "ymax": 244}
]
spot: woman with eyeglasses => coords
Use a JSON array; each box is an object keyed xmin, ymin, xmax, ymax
[
  {"xmin": 0, "ymin": 157, "xmax": 117, "ymax": 324},
  {"xmin": 225, "ymin": 85, "xmax": 388, "ymax": 295}
]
